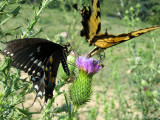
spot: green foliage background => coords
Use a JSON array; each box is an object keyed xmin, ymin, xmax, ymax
[{"xmin": 16, "ymin": 0, "xmax": 160, "ymax": 25}]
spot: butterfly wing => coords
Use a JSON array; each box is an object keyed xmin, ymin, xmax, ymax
[
  {"xmin": 44, "ymin": 52, "xmax": 61, "ymax": 102},
  {"xmin": 80, "ymin": 0, "xmax": 101, "ymax": 40},
  {"xmin": 92, "ymin": 25, "xmax": 160, "ymax": 49},
  {"xmin": 44, "ymin": 47, "xmax": 69, "ymax": 102},
  {"xmin": 1, "ymin": 38, "xmax": 64, "ymax": 77},
  {"xmin": 61, "ymin": 46, "xmax": 70, "ymax": 76},
  {"xmin": 1, "ymin": 38, "xmax": 70, "ymax": 102},
  {"xmin": 31, "ymin": 48, "xmax": 69, "ymax": 102},
  {"xmin": 31, "ymin": 75, "xmax": 45, "ymax": 99},
  {"xmin": 88, "ymin": 25, "xmax": 160, "ymax": 57}
]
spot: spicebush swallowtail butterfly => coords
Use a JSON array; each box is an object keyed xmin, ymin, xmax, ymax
[
  {"xmin": 1, "ymin": 38, "xmax": 70, "ymax": 102},
  {"xmin": 74, "ymin": 0, "xmax": 160, "ymax": 57}
]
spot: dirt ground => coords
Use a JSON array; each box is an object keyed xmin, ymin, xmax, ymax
[{"xmin": 22, "ymin": 83, "xmax": 107, "ymax": 120}]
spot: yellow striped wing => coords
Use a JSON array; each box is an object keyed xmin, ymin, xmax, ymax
[
  {"xmin": 92, "ymin": 25, "xmax": 160, "ymax": 49},
  {"xmin": 80, "ymin": 0, "xmax": 101, "ymax": 40}
]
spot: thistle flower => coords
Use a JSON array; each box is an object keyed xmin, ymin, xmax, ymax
[
  {"xmin": 69, "ymin": 56, "xmax": 102, "ymax": 106},
  {"xmin": 76, "ymin": 56, "xmax": 102, "ymax": 75}
]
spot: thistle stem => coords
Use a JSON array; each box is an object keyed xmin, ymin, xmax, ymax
[
  {"xmin": 71, "ymin": 105, "xmax": 78, "ymax": 117},
  {"xmin": 22, "ymin": 0, "xmax": 51, "ymax": 38},
  {"xmin": 64, "ymin": 91, "xmax": 72, "ymax": 119}
]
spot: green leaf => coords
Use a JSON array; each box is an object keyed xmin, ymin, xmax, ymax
[
  {"xmin": 0, "ymin": 57, "xmax": 12, "ymax": 72},
  {"xmin": 16, "ymin": 107, "xmax": 40, "ymax": 117},
  {"xmin": 10, "ymin": 6, "xmax": 21, "ymax": 17}
]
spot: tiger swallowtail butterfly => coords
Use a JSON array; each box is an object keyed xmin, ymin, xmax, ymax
[
  {"xmin": 1, "ymin": 38, "xmax": 70, "ymax": 102},
  {"xmin": 74, "ymin": 0, "xmax": 160, "ymax": 57}
]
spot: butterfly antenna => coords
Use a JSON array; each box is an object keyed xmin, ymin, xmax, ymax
[
  {"xmin": 97, "ymin": 51, "xmax": 105, "ymax": 62},
  {"xmin": 87, "ymin": 47, "xmax": 102, "ymax": 58}
]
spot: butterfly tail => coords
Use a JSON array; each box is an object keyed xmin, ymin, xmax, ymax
[
  {"xmin": 31, "ymin": 76, "xmax": 45, "ymax": 99},
  {"xmin": 117, "ymin": 25, "xmax": 160, "ymax": 41}
]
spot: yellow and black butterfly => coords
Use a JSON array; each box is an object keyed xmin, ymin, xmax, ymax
[{"xmin": 74, "ymin": 0, "xmax": 160, "ymax": 57}]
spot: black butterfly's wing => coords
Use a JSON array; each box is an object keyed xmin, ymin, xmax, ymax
[
  {"xmin": 44, "ymin": 52, "xmax": 61, "ymax": 102},
  {"xmin": 1, "ymin": 38, "xmax": 70, "ymax": 102},
  {"xmin": 61, "ymin": 46, "xmax": 70, "ymax": 76},
  {"xmin": 31, "ymin": 51, "xmax": 63, "ymax": 102},
  {"xmin": 31, "ymin": 76, "xmax": 45, "ymax": 99},
  {"xmin": 1, "ymin": 38, "xmax": 64, "ymax": 77},
  {"xmin": 31, "ymin": 51, "xmax": 69, "ymax": 102},
  {"xmin": 43, "ymin": 47, "xmax": 70, "ymax": 102}
]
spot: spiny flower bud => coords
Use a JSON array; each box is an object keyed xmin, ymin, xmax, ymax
[
  {"xmin": 59, "ymin": 51, "xmax": 76, "ymax": 80},
  {"xmin": 69, "ymin": 56, "xmax": 102, "ymax": 106}
]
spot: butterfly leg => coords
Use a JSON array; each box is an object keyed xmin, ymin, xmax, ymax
[
  {"xmin": 97, "ymin": 50, "xmax": 105, "ymax": 62},
  {"xmin": 87, "ymin": 47, "xmax": 104, "ymax": 58}
]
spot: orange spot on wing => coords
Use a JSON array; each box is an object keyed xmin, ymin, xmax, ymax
[
  {"xmin": 45, "ymin": 67, "xmax": 48, "ymax": 71},
  {"xmin": 51, "ymin": 77, "xmax": 56, "ymax": 83},
  {"xmin": 49, "ymin": 57, "xmax": 53, "ymax": 63},
  {"xmin": 49, "ymin": 66, "xmax": 52, "ymax": 70}
]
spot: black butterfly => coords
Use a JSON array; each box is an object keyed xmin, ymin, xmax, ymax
[{"xmin": 1, "ymin": 38, "xmax": 70, "ymax": 102}]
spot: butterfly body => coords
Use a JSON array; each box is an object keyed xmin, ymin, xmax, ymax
[{"xmin": 1, "ymin": 38, "xmax": 70, "ymax": 102}]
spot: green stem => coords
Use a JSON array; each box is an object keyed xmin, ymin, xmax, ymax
[
  {"xmin": 0, "ymin": 16, "xmax": 11, "ymax": 26},
  {"xmin": 22, "ymin": 0, "xmax": 51, "ymax": 38},
  {"xmin": 71, "ymin": 105, "xmax": 78, "ymax": 118},
  {"xmin": 64, "ymin": 91, "xmax": 72, "ymax": 119}
]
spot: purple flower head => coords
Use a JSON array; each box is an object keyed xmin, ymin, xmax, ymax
[{"xmin": 76, "ymin": 56, "xmax": 102, "ymax": 75}]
